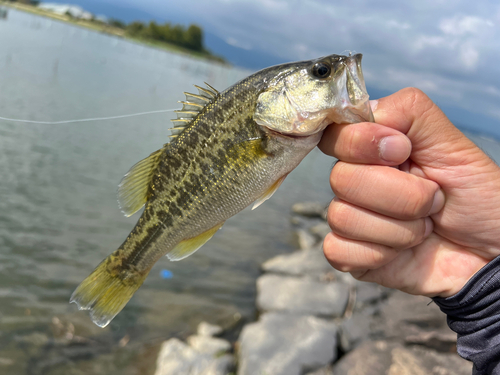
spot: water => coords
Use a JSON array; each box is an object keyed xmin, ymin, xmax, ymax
[
  {"xmin": 0, "ymin": 9, "xmax": 338, "ymax": 375},
  {"xmin": 1, "ymin": 8, "xmax": 500, "ymax": 375}
]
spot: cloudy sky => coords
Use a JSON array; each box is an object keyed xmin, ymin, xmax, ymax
[{"xmin": 61, "ymin": 0, "xmax": 500, "ymax": 136}]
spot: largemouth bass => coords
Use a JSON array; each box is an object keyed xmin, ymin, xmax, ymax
[{"xmin": 70, "ymin": 53, "xmax": 374, "ymax": 327}]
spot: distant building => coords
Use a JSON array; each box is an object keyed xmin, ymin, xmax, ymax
[{"xmin": 38, "ymin": 3, "xmax": 93, "ymax": 20}]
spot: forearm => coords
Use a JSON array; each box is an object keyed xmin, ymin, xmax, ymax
[{"xmin": 433, "ymin": 256, "xmax": 500, "ymax": 375}]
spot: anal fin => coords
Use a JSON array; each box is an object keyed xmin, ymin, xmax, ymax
[
  {"xmin": 167, "ymin": 222, "xmax": 224, "ymax": 261},
  {"xmin": 252, "ymin": 174, "xmax": 288, "ymax": 210}
]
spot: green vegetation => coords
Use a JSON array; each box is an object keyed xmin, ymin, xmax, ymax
[
  {"xmin": 2, "ymin": 0, "xmax": 226, "ymax": 64},
  {"xmin": 125, "ymin": 21, "xmax": 205, "ymax": 53}
]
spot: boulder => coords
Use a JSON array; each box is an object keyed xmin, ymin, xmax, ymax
[
  {"xmin": 257, "ymin": 274, "xmax": 349, "ymax": 317},
  {"xmin": 197, "ymin": 321, "xmax": 223, "ymax": 337},
  {"xmin": 332, "ymin": 340, "xmax": 472, "ymax": 375},
  {"xmin": 154, "ymin": 338, "xmax": 233, "ymax": 375},
  {"xmin": 187, "ymin": 335, "xmax": 231, "ymax": 356},
  {"xmin": 369, "ymin": 290, "xmax": 454, "ymax": 346},
  {"xmin": 338, "ymin": 306, "xmax": 376, "ymax": 352},
  {"xmin": 309, "ymin": 222, "xmax": 332, "ymax": 240},
  {"xmin": 292, "ymin": 202, "xmax": 327, "ymax": 219},
  {"xmin": 355, "ymin": 282, "xmax": 390, "ymax": 309},
  {"xmin": 295, "ymin": 228, "xmax": 317, "ymax": 250},
  {"xmin": 261, "ymin": 247, "xmax": 332, "ymax": 279},
  {"xmin": 238, "ymin": 312, "xmax": 338, "ymax": 375}
]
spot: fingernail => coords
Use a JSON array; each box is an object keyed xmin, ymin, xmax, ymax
[
  {"xmin": 429, "ymin": 189, "xmax": 445, "ymax": 215},
  {"xmin": 379, "ymin": 135, "xmax": 411, "ymax": 163},
  {"xmin": 370, "ymin": 100, "xmax": 378, "ymax": 112},
  {"xmin": 424, "ymin": 217, "xmax": 434, "ymax": 238}
]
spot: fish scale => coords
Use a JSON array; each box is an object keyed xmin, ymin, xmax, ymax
[{"xmin": 70, "ymin": 53, "xmax": 374, "ymax": 327}]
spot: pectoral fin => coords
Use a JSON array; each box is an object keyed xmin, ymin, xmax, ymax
[
  {"xmin": 252, "ymin": 174, "xmax": 288, "ymax": 210},
  {"xmin": 167, "ymin": 222, "xmax": 224, "ymax": 261}
]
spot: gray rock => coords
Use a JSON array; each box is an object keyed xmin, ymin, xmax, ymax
[
  {"xmin": 187, "ymin": 335, "xmax": 231, "ymax": 356},
  {"xmin": 292, "ymin": 202, "xmax": 327, "ymax": 219},
  {"xmin": 369, "ymin": 290, "xmax": 454, "ymax": 345},
  {"xmin": 305, "ymin": 366, "xmax": 334, "ymax": 375},
  {"xmin": 257, "ymin": 274, "xmax": 349, "ymax": 317},
  {"xmin": 296, "ymin": 228, "xmax": 317, "ymax": 250},
  {"xmin": 197, "ymin": 321, "xmax": 223, "ymax": 337},
  {"xmin": 355, "ymin": 282, "xmax": 390, "ymax": 308},
  {"xmin": 238, "ymin": 312, "xmax": 338, "ymax": 375},
  {"xmin": 330, "ymin": 268, "xmax": 360, "ymax": 285},
  {"xmin": 332, "ymin": 340, "xmax": 472, "ymax": 375},
  {"xmin": 405, "ymin": 330, "xmax": 458, "ymax": 353},
  {"xmin": 261, "ymin": 247, "xmax": 332, "ymax": 279},
  {"xmin": 338, "ymin": 307, "xmax": 376, "ymax": 352},
  {"xmin": 154, "ymin": 338, "xmax": 233, "ymax": 375},
  {"xmin": 309, "ymin": 222, "xmax": 332, "ymax": 240},
  {"xmin": 14, "ymin": 332, "xmax": 49, "ymax": 346}
]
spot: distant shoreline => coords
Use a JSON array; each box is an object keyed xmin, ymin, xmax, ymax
[{"xmin": 0, "ymin": 1, "xmax": 228, "ymax": 65}]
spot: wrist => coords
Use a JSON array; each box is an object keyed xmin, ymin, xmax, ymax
[{"xmin": 435, "ymin": 256, "xmax": 490, "ymax": 298}]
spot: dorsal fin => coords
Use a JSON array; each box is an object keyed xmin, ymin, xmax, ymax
[
  {"xmin": 118, "ymin": 149, "xmax": 163, "ymax": 217},
  {"xmin": 169, "ymin": 83, "xmax": 219, "ymax": 140}
]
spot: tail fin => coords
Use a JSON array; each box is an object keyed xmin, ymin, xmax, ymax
[{"xmin": 70, "ymin": 259, "xmax": 148, "ymax": 328}]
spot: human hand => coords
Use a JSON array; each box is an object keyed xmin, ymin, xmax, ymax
[{"xmin": 318, "ymin": 88, "xmax": 500, "ymax": 298}]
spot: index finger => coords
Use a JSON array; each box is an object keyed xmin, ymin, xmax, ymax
[{"xmin": 318, "ymin": 121, "xmax": 411, "ymax": 166}]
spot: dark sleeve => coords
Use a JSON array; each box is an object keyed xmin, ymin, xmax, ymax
[{"xmin": 433, "ymin": 256, "xmax": 500, "ymax": 375}]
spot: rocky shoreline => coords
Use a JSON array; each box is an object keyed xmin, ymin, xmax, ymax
[{"xmin": 155, "ymin": 202, "xmax": 472, "ymax": 375}]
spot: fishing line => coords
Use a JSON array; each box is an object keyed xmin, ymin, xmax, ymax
[{"xmin": 0, "ymin": 108, "xmax": 178, "ymax": 125}]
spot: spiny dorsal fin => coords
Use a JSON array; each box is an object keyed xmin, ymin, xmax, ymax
[
  {"xmin": 169, "ymin": 83, "xmax": 219, "ymax": 139},
  {"xmin": 203, "ymin": 82, "xmax": 219, "ymax": 96},
  {"xmin": 118, "ymin": 149, "xmax": 163, "ymax": 217},
  {"xmin": 194, "ymin": 83, "xmax": 218, "ymax": 99}
]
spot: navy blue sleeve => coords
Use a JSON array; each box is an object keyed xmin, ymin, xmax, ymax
[{"xmin": 433, "ymin": 256, "xmax": 500, "ymax": 375}]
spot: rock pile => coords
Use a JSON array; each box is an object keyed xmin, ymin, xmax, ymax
[
  {"xmin": 155, "ymin": 201, "xmax": 473, "ymax": 375},
  {"xmin": 154, "ymin": 322, "xmax": 234, "ymax": 375}
]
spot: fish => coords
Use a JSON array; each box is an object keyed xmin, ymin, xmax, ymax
[{"xmin": 70, "ymin": 53, "xmax": 374, "ymax": 328}]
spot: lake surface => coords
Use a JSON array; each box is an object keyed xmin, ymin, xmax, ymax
[
  {"xmin": 1, "ymin": 8, "xmax": 500, "ymax": 375},
  {"xmin": 0, "ymin": 9, "xmax": 340, "ymax": 375}
]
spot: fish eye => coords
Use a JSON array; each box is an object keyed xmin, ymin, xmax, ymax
[{"xmin": 311, "ymin": 62, "xmax": 331, "ymax": 79}]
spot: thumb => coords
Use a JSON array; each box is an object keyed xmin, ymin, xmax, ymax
[{"xmin": 372, "ymin": 88, "xmax": 483, "ymax": 174}]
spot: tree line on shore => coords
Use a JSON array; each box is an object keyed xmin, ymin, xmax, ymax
[
  {"xmin": 114, "ymin": 19, "xmax": 225, "ymax": 62},
  {"xmin": 113, "ymin": 20, "xmax": 206, "ymax": 54},
  {"xmin": 5, "ymin": 0, "xmax": 225, "ymax": 62}
]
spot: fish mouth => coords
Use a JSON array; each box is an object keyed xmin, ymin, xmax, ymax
[
  {"xmin": 254, "ymin": 53, "xmax": 374, "ymax": 138},
  {"xmin": 263, "ymin": 126, "xmax": 315, "ymax": 139},
  {"xmin": 282, "ymin": 54, "xmax": 375, "ymax": 136}
]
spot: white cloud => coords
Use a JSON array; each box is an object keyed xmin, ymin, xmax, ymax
[
  {"xmin": 439, "ymin": 15, "xmax": 493, "ymax": 36},
  {"xmin": 225, "ymin": 37, "xmax": 252, "ymax": 50},
  {"xmin": 460, "ymin": 43, "xmax": 479, "ymax": 69},
  {"xmin": 117, "ymin": 0, "xmax": 500, "ymax": 127},
  {"xmin": 387, "ymin": 20, "xmax": 411, "ymax": 30}
]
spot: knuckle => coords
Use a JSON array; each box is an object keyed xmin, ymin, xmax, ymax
[
  {"xmin": 330, "ymin": 163, "xmax": 349, "ymax": 196},
  {"xmin": 322, "ymin": 234, "xmax": 354, "ymax": 272},
  {"xmin": 399, "ymin": 178, "xmax": 434, "ymax": 218},
  {"xmin": 330, "ymin": 163, "xmax": 360, "ymax": 200},
  {"xmin": 389, "ymin": 218, "xmax": 428, "ymax": 250},
  {"xmin": 327, "ymin": 201, "xmax": 351, "ymax": 234},
  {"xmin": 346, "ymin": 126, "xmax": 365, "ymax": 159},
  {"xmin": 401, "ymin": 87, "xmax": 435, "ymax": 122}
]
